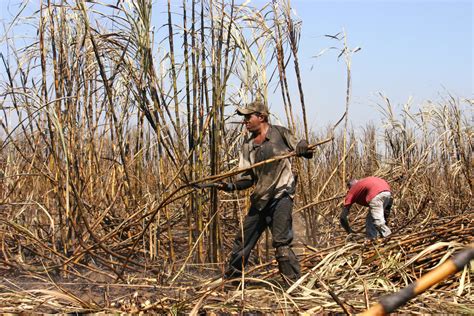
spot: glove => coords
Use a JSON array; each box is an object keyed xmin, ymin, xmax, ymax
[
  {"xmin": 217, "ymin": 182, "xmax": 235, "ymax": 192},
  {"xmin": 296, "ymin": 139, "xmax": 310, "ymax": 157},
  {"xmin": 339, "ymin": 208, "xmax": 353, "ymax": 234}
]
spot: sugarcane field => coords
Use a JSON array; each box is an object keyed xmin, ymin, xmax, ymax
[{"xmin": 0, "ymin": 0, "xmax": 472, "ymax": 314}]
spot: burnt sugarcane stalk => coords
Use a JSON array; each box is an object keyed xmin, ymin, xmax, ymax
[
  {"xmin": 362, "ymin": 244, "xmax": 474, "ymax": 316},
  {"xmin": 186, "ymin": 136, "xmax": 334, "ymax": 187}
]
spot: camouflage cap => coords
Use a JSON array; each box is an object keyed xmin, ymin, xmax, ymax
[{"xmin": 236, "ymin": 100, "xmax": 269, "ymax": 116}]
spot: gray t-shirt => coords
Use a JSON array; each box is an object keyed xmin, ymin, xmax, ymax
[{"xmin": 236, "ymin": 125, "xmax": 299, "ymax": 210}]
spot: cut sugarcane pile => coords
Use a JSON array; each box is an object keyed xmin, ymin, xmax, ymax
[{"xmin": 1, "ymin": 214, "xmax": 471, "ymax": 314}]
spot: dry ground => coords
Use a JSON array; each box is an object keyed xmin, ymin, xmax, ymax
[{"xmin": 1, "ymin": 214, "xmax": 472, "ymax": 314}]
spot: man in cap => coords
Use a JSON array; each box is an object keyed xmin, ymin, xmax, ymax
[
  {"xmin": 217, "ymin": 99, "xmax": 312, "ymax": 285},
  {"xmin": 339, "ymin": 177, "xmax": 393, "ymax": 239}
]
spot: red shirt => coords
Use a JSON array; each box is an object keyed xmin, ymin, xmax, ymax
[{"xmin": 344, "ymin": 177, "xmax": 391, "ymax": 207}]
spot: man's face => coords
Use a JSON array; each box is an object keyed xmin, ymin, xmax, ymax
[{"xmin": 243, "ymin": 113, "xmax": 263, "ymax": 133}]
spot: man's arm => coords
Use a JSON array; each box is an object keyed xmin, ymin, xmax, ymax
[
  {"xmin": 218, "ymin": 141, "xmax": 254, "ymax": 192},
  {"xmin": 217, "ymin": 179, "xmax": 253, "ymax": 192},
  {"xmin": 340, "ymin": 205, "xmax": 354, "ymax": 234},
  {"xmin": 278, "ymin": 126, "xmax": 313, "ymax": 159}
]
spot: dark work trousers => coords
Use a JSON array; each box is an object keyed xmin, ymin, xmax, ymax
[{"xmin": 224, "ymin": 194, "xmax": 300, "ymax": 281}]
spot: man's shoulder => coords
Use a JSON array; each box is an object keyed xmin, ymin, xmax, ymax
[
  {"xmin": 364, "ymin": 176, "xmax": 387, "ymax": 183},
  {"xmin": 360, "ymin": 177, "xmax": 389, "ymax": 188},
  {"xmin": 270, "ymin": 125, "xmax": 292, "ymax": 139},
  {"xmin": 271, "ymin": 124, "xmax": 290, "ymax": 132}
]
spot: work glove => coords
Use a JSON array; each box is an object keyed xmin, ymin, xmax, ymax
[
  {"xmin": 296, "ymin": 139, "xmax": 311, "ymax": 157},
  {"xmin": 339, "ymin": 208, "xmax": 354, "ymax": 234},
  {"xmin": 217, "ymin": 182, "xmax": 235, "ymax": 192}
]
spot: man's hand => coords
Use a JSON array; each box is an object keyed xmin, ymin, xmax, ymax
[
  {"xmin": 216, "ymin": 182, "xmax": 235, "ymax": 192},
  {"xmin": 296, "ymin": 139, "xmax": 312, "ymax": 157},
  {"xmin": 339, "ymin": 207, "xmax": 353, "ymax": 234}
]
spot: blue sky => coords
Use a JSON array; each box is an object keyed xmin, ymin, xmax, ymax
[
  {"xmin": 154, "ymin": 0, "xmax": 472, "ymax": 129},
  {"xmin": 1, "ymin": 0, "xmax": 472, "ymax": 130},
  {"xmin": 273, "ymin": 0, "xmax": 473, "ymax": 128}
]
